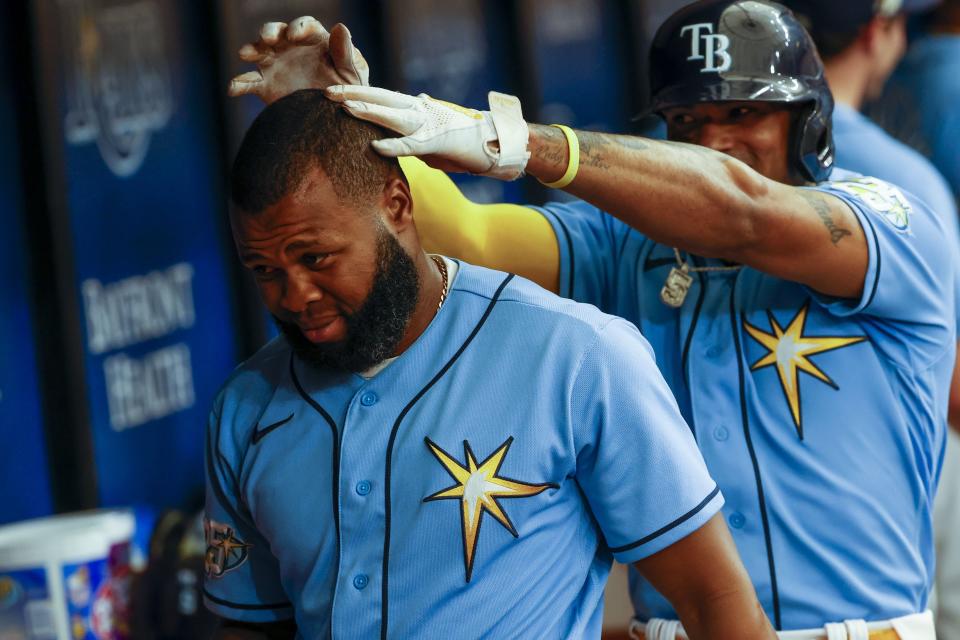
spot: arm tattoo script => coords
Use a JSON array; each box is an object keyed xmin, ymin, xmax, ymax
[
  {"xmin": 533, "ymin": 124, "xmax": 568, "ymax": 168},
  {"xmin": 578, "ymin": 132, "xmax": 612, "ymax": 170},
  {"xmin": 577, "ymin": 132, "xmax": 653, "ymax": 170},
  {"xmin": 801, "ymin": 191, "xmax": 852, "ymax": 246}
]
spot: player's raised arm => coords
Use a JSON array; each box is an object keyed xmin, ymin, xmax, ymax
[
  {"xmin": 525, "ymin": 126, "xmax": 868, "ymax": 299},
  {"xmin": 327, "ymin": 85, "xmax": 868, "ymax": 300}
]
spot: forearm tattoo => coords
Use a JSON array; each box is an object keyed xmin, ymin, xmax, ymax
[
  {"xmin": 541, "ymin": 129, "xmax": 724, "ymax": 177},
  {"xmin": 578, "ymin": 132, "xmax": 656, "ymax": 170},
  {"xmin": 534, "ymin": 124, "xmax": 568, "ymax": 168},
  {"xmin": 801, "ymin": 191, "xmax": 852, "ymax": 245},
  {"xmin": 578, "ymin": 132, "xmax": 613, "ymax": 170}
]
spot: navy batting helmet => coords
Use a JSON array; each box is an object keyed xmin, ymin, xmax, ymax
[{"xmin": 648, "ymin": 0, "xmax": 835, "ymax": 182}]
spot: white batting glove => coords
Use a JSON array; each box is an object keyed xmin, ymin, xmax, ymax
[
  {"xmin": 325, "ymin": 85, "xmax": 530, "ymax": 180},
  {"xmin": 229, "ymin": 18, "xmax": 369, "ymax": 104}
]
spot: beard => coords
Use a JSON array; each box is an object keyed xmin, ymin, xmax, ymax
[{"xmin": 277, "ymin": 230, "xmax": 421, "ymax": 373}]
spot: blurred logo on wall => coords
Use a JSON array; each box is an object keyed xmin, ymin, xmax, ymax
[
  {"xmin": 82, "ymin": 263, "xmax": 197, "ymax": 431},
  {"xmin": 58, "ymin": 0, "xmax": 173, "ymax": 178}
]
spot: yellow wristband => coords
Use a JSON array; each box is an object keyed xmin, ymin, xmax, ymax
[{"xmin": 539, "ymin": 124, "xmax": 579, "ymax": 189}]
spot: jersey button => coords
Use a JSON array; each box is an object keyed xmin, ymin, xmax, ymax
[
  {"xmin": 728, "ymin": 512, "xmax": 746, "ymax": 529},
  {"xmin": 360, "ymin": 391, "xmax": 378, "ymax": 407},
  {"xmin": 353, "ymin": 574, "xmax": 369, "ymax": 590},
  {"xmin": 356, "ymin": 480, "xmax": 372, "ymax": 496},
  {"xmin": 706, "ymin": 345, "xmax": 722, "ymax": 358},
  {"xmin": 713, "ymin": 426, "xmax": 729, "ymax": 441}
]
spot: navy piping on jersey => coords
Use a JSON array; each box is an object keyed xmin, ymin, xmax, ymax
[
  {"xmin": 206, "ymin": 411, "xmax": 252, "ymax": 538},
  {"xmin": 636, "ymin": 245, "xmax": 676, "ymax": 337},
  {"xmin": 611, "ymin": 223, "xmax": 631, "ymax": 307},
  {"xmin": 634, "ymin": 250, "xmax": 653, "ymax": 337},
  {"xmin": 290, "ymin": 355, "xmax": 340, "ymax": 537},
  {"xmin": 860, "ymin": 211, "xmax": 882, "ymax": 310},
  {"xmin": 203, "ymin": 586, "xmax": 293, "ymax": 611},
  {"xmin": 639, "ymin": 245, "xmax": 683, "ymax": 346},
  {"xmin": 615, "ymin": 225, "xmax": 632, "ymax": 265},
  {"xmin": 380, "ymin": 273, "xmax": 514, "ymax": 639},
  {"xmin": 537, "ymin": 207, "xmax": 576, "ymax": 297},
  {"xmin": 608, "ymin": 484, "xmax": 720, "ymax": 553},
  {"xmin": 289, "ymin": 356, "xmax": 342, "ymax": 639},
  {"xmin": 642, "ymin": 256, "xmax": 677, "ymax": 272},
  {"xmin": 289, "ymin": 355, "xmax": 342, "ymax": 554},
  {"xmin": 729, "ymin": 277, "xmax": 782, "ymax": 630},
  {"xmin": 680, "ymin": 269, "xmax": 708, "ymax": 441}
]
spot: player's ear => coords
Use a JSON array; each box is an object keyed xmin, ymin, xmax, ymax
[{"xmin": 380, "ymin": 174, "xmax": 414, "ymax": 232}]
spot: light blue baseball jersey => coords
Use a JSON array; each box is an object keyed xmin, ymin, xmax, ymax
[
  {"xmin": 203, "ymin": 261, "xmax": 722, "ymax": 638},
  {"xmin": 536, "ymin": 171, "xmax": 956, "ymax": 630}
]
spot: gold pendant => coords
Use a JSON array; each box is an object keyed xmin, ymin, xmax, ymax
[{"xmin": 660, "ymin": 265, "xmax": 693, "ymax": 308}]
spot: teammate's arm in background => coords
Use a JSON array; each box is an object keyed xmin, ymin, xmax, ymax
[
  {"xmin": 633, "ymin": 514, "xmax": 771, "ymax": 639},
  {"xmin": 326, "ymin": 86, "xmax": 870, "ymax": 300},
  {"xmin": 522, "ymin": 125, "xmax": 868, "ymax": 298}
]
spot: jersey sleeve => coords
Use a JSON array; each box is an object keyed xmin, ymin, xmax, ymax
[
  {"xmin": 533, "ymin": 200, "xmax": 633, "ymax": 310},
  {"xmin": 203, "ymin": 403, "xmax": 295, "ymax": 623},
  {"xmin": 571, "ymin": 318, "xmax": 723, "ymax": 564},
  {"xmin": 808, "ymin": 178, "xmax": 956, "ymax": 367}
]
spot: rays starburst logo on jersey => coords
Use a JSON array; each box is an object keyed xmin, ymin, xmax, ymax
[
  {"xmin": 743, "ymin": 302, "xmax": 866, "ymax": 439},
  {"xmin": 424, "ymin": 436, "xmax": 557, "ymax": 582},
  {"xmin": 832, "ymin": 177, "xmax": 912, "ymax": 231},
  {"xmin": 204, "ymin": 518, "xmax": 251, "ymax": 579}
]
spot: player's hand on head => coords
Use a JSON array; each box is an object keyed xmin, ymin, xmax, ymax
[
  {"xmin": 229, "ymin": 18, "xmax": 369, "ymax": 104},
  {"xmin": 325, "ymin": 85, "xmax": 531, "ymax": 180}
]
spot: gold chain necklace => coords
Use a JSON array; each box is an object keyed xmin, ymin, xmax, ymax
[
  {"xmin": 660, "ymin": 248, "xmax": 741, "ymax": 308},
  {"xmin": 430, "ymin": 254, "xmax": 449, "ymax": 311}
]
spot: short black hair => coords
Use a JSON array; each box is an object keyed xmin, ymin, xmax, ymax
[{"xmin": 231, "ymin": 89, "xmax": 401, "ymax": 213}]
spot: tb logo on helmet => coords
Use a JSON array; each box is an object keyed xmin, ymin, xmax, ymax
[{"xmin": 680, "ymin": 23, "xmax": 732, "ymax": 73}]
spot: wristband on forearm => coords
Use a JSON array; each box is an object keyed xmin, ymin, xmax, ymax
[{"xmin": 538, "ymin": 124, "xmax": 580, "ymax": 189}]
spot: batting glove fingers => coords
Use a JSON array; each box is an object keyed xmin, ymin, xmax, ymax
[{"xmin": 327, "ymin": 85, "xmax": 530, "ymax": 180}]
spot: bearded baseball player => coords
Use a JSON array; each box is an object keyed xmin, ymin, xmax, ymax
[
  {"xmin": 227, "ymin": 1, "xmax": 956, "ymax": 638},
  {"xmin": 203, "ymin": 90, "xmax": 776, "ymax": 639}
]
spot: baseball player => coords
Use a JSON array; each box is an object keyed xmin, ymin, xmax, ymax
[
  {"xmin": 204, "ymin": 91, "xmax": 775, "ymax": 639},
  {"xmin": 228, "ymin": 1, "xmax": 956, "ymax": 638},
  {"xmin": 783, "ymin": 5, "xmax": 960, "ymax": 636}
]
